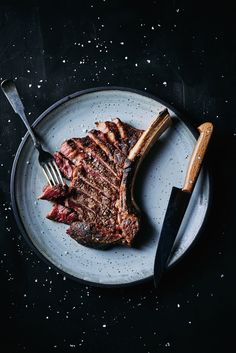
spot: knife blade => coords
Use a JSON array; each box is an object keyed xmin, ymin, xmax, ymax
[{"xmin": 153, "ymin": 122, "xmax": 213, "ymax": 287}]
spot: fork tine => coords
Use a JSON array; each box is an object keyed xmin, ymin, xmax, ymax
[
  {"xmin": 44, "ymin": 164, "xmax": 56, "ymax": 186},
  {"xmin": 41, "ymin": 165, "xmax": 53, "ymax": 186},
  {"xmin": 52, "ymin": 160, "xmax": 64, "ymax": 184},
  {"xmin": 48, "ymin": 161, "xmax": 60, "ymax": 184}
]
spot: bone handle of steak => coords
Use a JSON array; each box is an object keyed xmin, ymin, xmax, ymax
[
  {"xmin": 120, "ymin": 109, "xmax": 172, "ymax": 214},
  {"xmin": 182, "ymin": 122, "xmax": 213, "ymax": 193},
  {"xmin": 128, "ymin": 109, "xmax": 172, "ymax": 162}
]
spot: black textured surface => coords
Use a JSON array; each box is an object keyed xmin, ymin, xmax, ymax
[{"xmin": 0, "ymin": 1, "xmax": 235, "ymax": 352}]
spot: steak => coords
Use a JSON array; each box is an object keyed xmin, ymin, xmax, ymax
[{"xmin": 39, "ymin": 110, "xmax": 171, "ymax": 248}]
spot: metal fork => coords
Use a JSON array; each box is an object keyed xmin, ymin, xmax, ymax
[{"xmin": 1, "ymin": 79, "xmax": 64, "ymax": 186}]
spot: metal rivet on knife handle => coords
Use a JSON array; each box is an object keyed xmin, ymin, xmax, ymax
[{"xmin": 182, "ymin": 122, "xmax": 213, "ymax": 193}]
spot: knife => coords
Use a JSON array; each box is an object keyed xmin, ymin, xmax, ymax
[{"xmin": 153, "ymin": 122, "xmax": 213, "ymax": 287}]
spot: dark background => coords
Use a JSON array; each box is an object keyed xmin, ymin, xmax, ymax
[{"xmin": 0, "ymin": 1, "xmax": 235, "ymax": 352}]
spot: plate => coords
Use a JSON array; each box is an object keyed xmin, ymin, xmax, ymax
[{"xmin": 11, "ymin": 87, "xmax": 211, "ymax": 287}]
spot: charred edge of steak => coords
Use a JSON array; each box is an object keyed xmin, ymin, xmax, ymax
[
  {"xmin": 124, "ymin": 123, "xmax": 144, "ymax": 149},
  {"xmin": 47, "ymin": 204, "xmax": 78, "ymax": 224},
  {"xmin": 54, "ymin": 152, "xmax": 75, "ymax": 180},
  {"xmin": 67, "ymin": 222, "xmax": 123, "ymax": 249},
  {"xmin": 118, "ymin": 158, "xmax": 141, "ymax": 246},
  {"xmin": 38, "ymin": 184, "xmax": 72, "ymax": 201}
]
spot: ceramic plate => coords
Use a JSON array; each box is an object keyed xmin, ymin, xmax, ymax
[{"xmin": 11, "ymin": 87, "xmax": 211, "ymax": 287}]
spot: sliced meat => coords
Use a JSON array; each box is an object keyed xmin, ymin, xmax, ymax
[
  {"xmin": 47, "ymin": 204, "xmax": 78, "ymax": 224},
  {"xmin": 38, "ymin": 184, "xmax": 71, "ymax": 201},
  {"xmin": 54, "ymin": 152, "xmax": 75, "ymax": 180}
]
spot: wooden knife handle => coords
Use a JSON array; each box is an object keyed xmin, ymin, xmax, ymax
[{"xmin": 182, "ymin": 122, "xmax": 213, "ymax": 193}]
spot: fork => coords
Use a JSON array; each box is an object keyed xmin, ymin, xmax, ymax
[{"xmin": 1, "ymin": 79, "xmax": 64, "ymax": 186}]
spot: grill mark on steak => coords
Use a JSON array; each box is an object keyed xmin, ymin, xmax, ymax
[
  {"xmin": 96, "ymin": 121, "xmax": 127, "ymax": 154},
  {"xmin": 88, "ymin": 130, "xmax": 126, "ymax": 168},
  {"xmin": 65, "ymin": 195, "xmax": 117, "ymax": 231},
  {"xmin": 72, "ymin": 136, "xmax": 120, "ymax": 178},
  {"xmin": 60, "ymin": 141, "xmax": 119, "ymax": 190},
  {"xmin": 72, "ymin": 165, "xmax": 118, "ymax": 200},
  {"xmin": 113, "ymin": 117, "xmax": 127, "ymax": 139},
  {"xmin": 65, "ymin": 198, "xmax": 97, "ymax": 222},
  {"xmin": 81, "ymin": 159, "xmax": 119, "ymax": 191},
  {"xmin": 71, "ymin": 175, "xmax": 114, "ymax": 207}
]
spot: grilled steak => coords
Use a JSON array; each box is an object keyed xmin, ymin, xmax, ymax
[{"xmin": 39, "ymin": 110, "xmax": 171, "ymax": 248}]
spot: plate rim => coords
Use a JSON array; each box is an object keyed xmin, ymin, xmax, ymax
[{"xmin": 10, "ymin": 86, "xmax": 213, "ymax": 288}]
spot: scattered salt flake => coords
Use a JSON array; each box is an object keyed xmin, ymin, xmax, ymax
[
  {"xmin": 69, "ymin": 344, "xmax": 76, "ymax": 348},
  {"xmin": 29, "ymin": 84, "xmax": 32, "ymax": 88},
  {"xmin": 46, "ymin": 316, "xmax": 49, "ymax": 319},
  {"xmin": 63, "ymin": 276, "xmax": 66, "ymax": 280},
  {"xmin": 27, "ymin": 70, "xmax": 30, "ymax": 73},
  {"xmin": 151, "ymin": 26, "xmax": 155, "ymax": 30},
  {"xmin": 176, "ymin": 8, "xmax": 180, "ymax": 12},
  {"xmin": 163, "ymin": 81, "xmax": 167, "ymax": 86},
  {"xmin": 37, "ymin": 85, "xmax": 41, "ymax": 88},
  {"xmin": 8, "ymin": 119, "xmax": 11, "ymax": 122},
  {"xmin": 62, "ymin": 59, "xmax": 66, "ymax": 63},
  {"xmin": 120, "ymin": 42, "xmax": 124, "ymax": 45},
  {"xmin": 220, "ymin": 273, "xmax": 224, "ymax": 278},
  {"xmin": 165, "ymin": 342, "xmax": 171, "ymax": 347},
  {"xmin": 177, "ymin": 303, "xmax": 180, "ymax": 308},
  {"xmin": 135, "ymin": 63, "xmax": 138, "ymax": 67},
  {"xmin": 188, "ymin": 321, "xmax": 192, "ymax": 324},
  {"xmin": 125, "ymin": 56, "xmax": 128, "ymax": 60},
  {"xmin": 34, "ymin": 279, "xmax": 38, "ymax": 282},
  {"xmin": 102, "ymin": 324, "xmax": 106, "ymax": 328},
  {"xmin": 147, "ymin": 59, "xmax": 151, "ymax": 63}
]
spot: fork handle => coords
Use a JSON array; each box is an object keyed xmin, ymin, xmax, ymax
[{"xmin": 1, "ymin": 79, "xmax": 41, "ymax": 150}]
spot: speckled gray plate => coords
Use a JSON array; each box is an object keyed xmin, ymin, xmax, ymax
[{"xmin": 11, "ymin": 87, "xmax": 211, "ymax": 287}]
